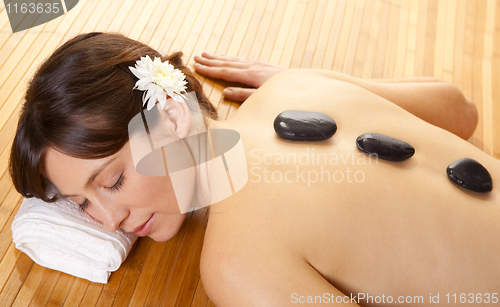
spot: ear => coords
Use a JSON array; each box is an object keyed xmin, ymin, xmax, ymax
[{"xmin": 157, "ymin": 99, "xmax": 191, "ymax": 139}]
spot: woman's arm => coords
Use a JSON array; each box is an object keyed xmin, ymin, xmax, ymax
[{"xmin": 194, "ymin": 53, "xmax": 477, "ymax": 140}]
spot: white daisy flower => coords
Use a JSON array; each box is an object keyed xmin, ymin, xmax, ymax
[{"xmin": 129, "ymin": 55, "xmax": 188, "ymax": 110}]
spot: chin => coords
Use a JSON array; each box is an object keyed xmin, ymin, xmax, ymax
[
  {"xmin": 149, "ymin": 232, "xmax": 177, "ymax": 242},
  {"xmin": 148, "ymin": 214, "xmax": 186, "ymax": 242}
]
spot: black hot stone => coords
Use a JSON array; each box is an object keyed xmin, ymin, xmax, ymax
[
  {"xmin": 446, "ymin": 158, "xmax": 493, "ymax": 193},
  {"xmin": 273, "ymin": 110, "xmax": 337, "ymax": 142},
  {"xmin": 356, "ymin": 133, "xmax": 415, "ymax": 162}
]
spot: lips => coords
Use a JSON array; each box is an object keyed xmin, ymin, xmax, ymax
[{"xmin": 133, "ymin": 213, "xmax": 155, "ymax": 237}]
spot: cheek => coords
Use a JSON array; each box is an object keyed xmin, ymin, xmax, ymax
[
  {"xmin": 130, "ymin": 172, "xmax": 180, "ymax": 211},
  {"xmin": 84, "ymin": 207, "xmax": 105, "ymax": 226}
]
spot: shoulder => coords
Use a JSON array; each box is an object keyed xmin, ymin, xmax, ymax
[
  {"xmin": 260, "ymin": 68, "xmax": 362, "ymax": 99},
  {"xmin": 200, "ymin": 242, "xmax": 295, "ymax": 307},
  {"xmin": 200, "ymin": 231, "xmax": 261, "ymax": 306},
  {"xmin": 200, "ymin": 236, "xmax": 352, "ymax": 307},
  {"xmin": 265, "ymin": 68, "xmax": 331, "ymax": 84},
  {"xmin": 199, "ymin": 218, "xmax": 294, "ymax": 307}
]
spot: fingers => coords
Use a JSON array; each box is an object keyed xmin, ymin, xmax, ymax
[
  {"xmin": 194, "ymin": 63, "xmax": 250, "ymax": 84},
  {"xmin": 194, "ymin": 51, "xmax": 286, "ymax": 88},
  {"xmin": 200, "ymin": 51, "xmax": 250, "ymax": 62},
  {"xmin": 194, "ymin": 52, "xmax": 249, "ymax": 69},
  {"xmin": 223, "ymin": 87, "xmax": 256, "ymax": 102}
]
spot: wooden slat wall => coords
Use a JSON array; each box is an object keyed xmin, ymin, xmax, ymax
[{"xmin": 0, "ymin": 0, "xmax": 499, "ymax": 306}]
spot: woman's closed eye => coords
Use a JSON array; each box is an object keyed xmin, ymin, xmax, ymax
[
  {"xmin": 77, "ymin": 173, "xmax": 125, "ymax": 212},
  {"xmin": 107, "ymin": 173, "xmax": 125, "ymax": 192},
  {"xmin": 78, "ymin": 199, "xmax": 89, "ymax": 212}
]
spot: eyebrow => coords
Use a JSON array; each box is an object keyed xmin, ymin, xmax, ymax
[{"xmin": 60, "ymin": 157, "xmax": 118, "ymax": 198}]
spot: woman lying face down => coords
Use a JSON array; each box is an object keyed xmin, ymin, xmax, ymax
[
  {"xmin": 9, "ymin": 32, "xmax": 218, "ymax": 242},
  {"xmin": 10, "ymin": 32, "xmax": 500, "ymax": 306}
]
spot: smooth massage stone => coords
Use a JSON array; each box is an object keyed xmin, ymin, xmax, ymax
[
  {"xmin": 446, "ymin": 158, "xmax": 493, "ymax": 193},
  {"xmin": 356, "ymin": 133, "xmax": 415, "ymax": 161},
  {"xmin": 273, "ymin": 110, "xmax": 337, "ymax": 141}
]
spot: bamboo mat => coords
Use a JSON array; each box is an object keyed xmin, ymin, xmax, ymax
[{"xmin": 0, "ymin": 0, "xmax": 499, "ymax": 306}]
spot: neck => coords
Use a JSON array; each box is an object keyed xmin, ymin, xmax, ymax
[
  {"xmin": 181, "ymin": 118, "xmax": 247, "ymax": 213},
  {"xmin": 184, "ymin": 130, "xmax": 211, "ymax": 211}
]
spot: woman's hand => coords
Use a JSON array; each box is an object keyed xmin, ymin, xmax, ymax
[{"xmin": 194, "ymin": 52, "xmax": 285, "ymax": 102}]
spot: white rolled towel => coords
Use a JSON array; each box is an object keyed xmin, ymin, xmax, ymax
[{"xmin": 11, "ymin": 196, "xmax": 137, "ymax": 284}]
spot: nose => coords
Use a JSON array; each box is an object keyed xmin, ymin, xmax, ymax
[
  {"xmin": 104, "ymin": 216, "xmax": 122, "ymax": 232},
  {"xmin": 89, "ymin": 198, "xmax": 129, "ymax": 232}
]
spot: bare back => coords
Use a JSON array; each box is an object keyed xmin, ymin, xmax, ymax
[{"xmin": 202, "ymin": 70, "xmax": 500, "ymax": 306}]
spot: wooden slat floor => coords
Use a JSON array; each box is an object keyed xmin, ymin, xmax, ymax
[{"xmin": 0, "ymin": 0, "xmax": 499, "ymax": 306}]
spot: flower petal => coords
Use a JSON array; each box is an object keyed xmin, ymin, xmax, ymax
[{"xmin": 130, "ymin": 56, "xmax": 189, "ymax": 110}]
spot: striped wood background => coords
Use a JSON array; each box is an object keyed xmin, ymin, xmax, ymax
[{"xmin": 0, "ymin": 0, "xmax": 499, "ymax": 306}]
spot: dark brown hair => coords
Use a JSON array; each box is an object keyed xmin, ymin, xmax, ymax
[{"xmin": 9, "ymin": 32, "xmax": 217, "ymax": 202}]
